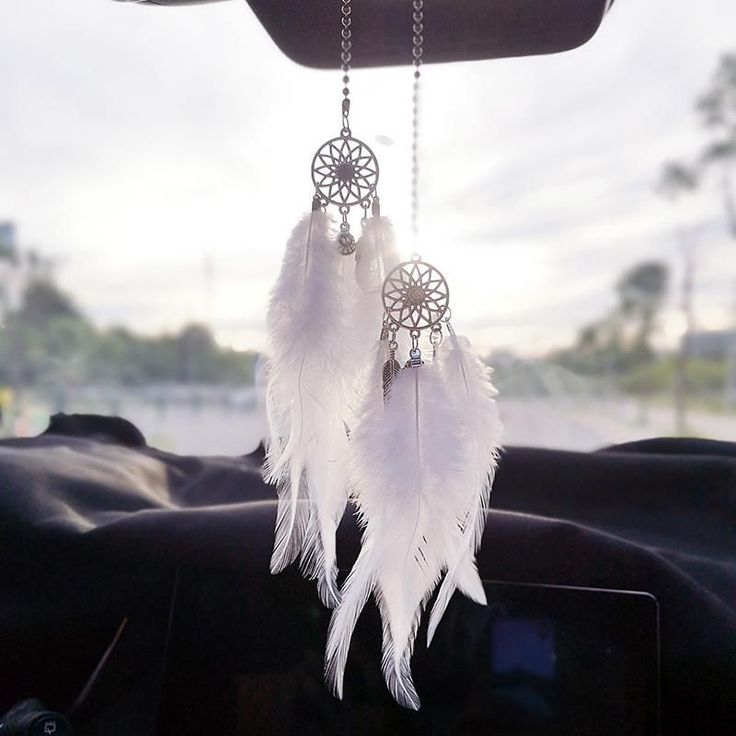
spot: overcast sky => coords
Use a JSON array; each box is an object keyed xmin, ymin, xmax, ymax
[{"xmin": 1, "ymin": 0, "xmax": 735, "ymax": 355}]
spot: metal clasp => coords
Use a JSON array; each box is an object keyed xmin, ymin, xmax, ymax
[
  {"xmin": 407, "ymin": 347, "xmax": 422, "ymax": 367},
  {"xmin": 341, "ymin": 98, "xmax": 351, "ymax": 136}
]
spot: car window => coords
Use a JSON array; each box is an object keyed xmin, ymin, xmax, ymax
[{"xmin": 1, "ymin": 0, "xmax": 735, "ymax": 453}]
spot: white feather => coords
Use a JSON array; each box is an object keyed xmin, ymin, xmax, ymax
[
  {"xmin": 264, "ymin": 209, "xmax": 353, "ymax": 607},
  {"xmin": 355, "ymin": 217, "xmax": 399, "ymax": 294},
  {"xmin": 348, "ymin": 217, "xmax": 400, "ymax": 365},
  {"xmin": 326, "ymin": 360, "xmax": 475, "ymax": 710},
  {"xmin": 426, "ymin": 331, "xmax": 502, "ymax": 645}
]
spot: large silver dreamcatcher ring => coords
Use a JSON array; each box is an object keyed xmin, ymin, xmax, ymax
[
  {"xmin": 382, "ymin": 258, "xmax": 450, "ymax": 331},
  {"xmin": 311, "ymin": 136, "xmax": 379, "ymax": 208}
]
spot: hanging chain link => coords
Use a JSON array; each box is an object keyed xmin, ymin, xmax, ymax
[
  {"xmin": 341, "ymin": 0, "xmax": 352, "ymax": 80},
  {"xmin": 411, "ymin": 0, "xmax": 424, "ymax": 243},
  {"xmin": 341, "ymin": 0, "xmax": 353, "ymax": 135}
]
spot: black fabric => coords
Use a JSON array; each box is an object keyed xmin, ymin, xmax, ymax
[{"xmin": 0, "ymin": 413, "xmax": 735, "ymax": 734}]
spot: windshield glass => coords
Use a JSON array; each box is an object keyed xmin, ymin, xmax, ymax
[{"xmin": 1, "ymin": 0, "xmax": 735, "ymax": 453}]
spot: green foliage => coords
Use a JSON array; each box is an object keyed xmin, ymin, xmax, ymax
[
  {"xmin": 20, "ymin": 316, "xmax": 96, "ymax": 385},
  {"xmin": 19, "ymin": 279, "xmax": 82, "ymax": 327},
  {"xmin": 685, "ymin": 358, "xmax": 729, "ymax": 392},
  {"xmin": 83, "ymin": 324, "xmax": 257, "ymax": 387},
  {"xmin": 617, "ymin": 261, "xmax": 668, "ymax": 361},
  {"xmin": 617, "ymin": 360, "xmax": 671, "ymax": 395},
  {"xmin": 661, "ymin": 53, "xmax": 736, "ymax": 237},
  {"xmin": 697, "ymin": 53, "xmax": 736, "ymax": 131},
  {"xmin": 0, "ymin": 277, "xmax": 256, "ymax": 388},
  {"xmin": 658, "ymin": 161, "xmax": 698, "ymax": 199},
  {"xmin": 616, "ymin": 262, "xmax": 668, "ymax": 314},
  {"xmin": 553, "ymin": 260, "xmax": 669, "ymax": 377},
  {"xmin": 616, "ymin": 357, "xmax": 727, "ymax": 397}
]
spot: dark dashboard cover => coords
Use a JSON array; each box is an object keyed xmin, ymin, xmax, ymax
[{"xmin": 0, "ymin": 414, "xmax": 734, "ymax": 734}]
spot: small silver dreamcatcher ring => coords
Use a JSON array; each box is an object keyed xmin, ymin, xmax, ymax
[
  {"xmin": 382, "ymin": 259, "xmax": 450, "ymax": 331},
  {"xmin": 311, "ymin": 135, "xmax": 379, "ymax": 208}
]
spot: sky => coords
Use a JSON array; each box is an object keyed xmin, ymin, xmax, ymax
[{"xmin": 1, "ymin": 0, "xmax": 735, "ymax": 356}]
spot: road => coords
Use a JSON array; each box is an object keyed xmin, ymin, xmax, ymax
[{"xmin": 4, "ymin": 395, "xmax": 734, "ymax": 455}]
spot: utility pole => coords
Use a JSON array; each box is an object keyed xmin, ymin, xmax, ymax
[{"xmin": 674, "ymin": 229, "xmax": 697, "ymax": 433}]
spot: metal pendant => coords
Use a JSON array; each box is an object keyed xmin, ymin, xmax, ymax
[
  {"xmin": 382, "ymin": 257, "xmax": 450, "ymax": 331},
  {"xmin": 382, "ymin": 357, "xmax": 402, "ymax": 402},
  {"xmin": 309, "ymin": 96, "xmax": 380, "ymax": 255},
  {"xmin": 337, "ymin": 224, "xmax": 357, "ymax": 255},
  {"xmin": 311, "ymin": 134, "xmax": 379, "ymax": 208}
]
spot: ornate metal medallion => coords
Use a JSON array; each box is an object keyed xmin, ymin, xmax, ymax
[
  {"xmin": 311, "ymin": 135, "xmax": 379, "ymax": 207},
  {"xmin": 382, "ymin": 259, "xmax": 450, "ymax": 330}
]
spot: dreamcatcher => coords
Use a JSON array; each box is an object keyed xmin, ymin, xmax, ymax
[
  {"xmin": 263, "ymin": 0, "xmax": 502, "ymax": 710},
  {"xmin": 264, "ymin": 0, "xmax": 397, "ymax": 609}
]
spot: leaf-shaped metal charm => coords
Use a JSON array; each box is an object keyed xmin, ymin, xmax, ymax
[{"xmin": 382, "ymin": 358, "xmax": 402, "ymax": 403}]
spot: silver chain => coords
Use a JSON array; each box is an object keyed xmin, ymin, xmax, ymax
[
  {"xmin": 411, "ymin": 0, "xmax": 424, "ymax": 242},
  {"xmin": 340, "ymin": 0, "xmax": 353, "ymax": 134},
  {"xmin": 341, "ymin": 0, "xmax": 352, "ymax": 78}
]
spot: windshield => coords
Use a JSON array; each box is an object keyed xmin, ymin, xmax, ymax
[{"xmin": 1, "ymin": 0, "xmax": 735, "ymax": 453}]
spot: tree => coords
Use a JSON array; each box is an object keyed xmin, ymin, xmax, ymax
[
  {"xmin": 17, "ymin": 279, "xmax": 82, "ymax": 328},
  {"xmin": 616, "ymin": 262, "xmax": 668, "ymax": 361},
  {"xmin": 663, "ymin": 53, "xmax": 736, "ymax": 407},
  {"xmin": 552, "ymin": 261, "xmax": 669, "ymax": 395},
  {"xmin": 697, "ymin": 53, "xmax": 736, "ymax": 237},
  {"xmin": 658, "ymin": 161, "xmax": 698, "ymax": 199},
  {"xmin": 615, "ymin": 262, "xmax": 669, "ymax": 421},
  {"xmin": 1, "ymin": 246, "xmax": 258, "ymax": 392}
]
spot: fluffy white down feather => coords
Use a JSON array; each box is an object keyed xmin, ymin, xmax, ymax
[
  {"xmin": 426, "ymin": 331, "xmax": 503, "ymax": 645},
  {"xmin": 326, "ymin": 360, "xmax": 479, "ymax": 710},
  {"xmin": 264, "ymin": 210, "xmax": 353, "ymax": 607},
  {"xmin": 348, "ymin": 217, "xmax": 400, "ymax": 367},
  {"xmin": 355, "ymin": 217, "xmax": 399, "ymax": 295}
]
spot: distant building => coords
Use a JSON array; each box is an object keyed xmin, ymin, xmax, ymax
[
  {"xmin": 683, "ymin": 330, "xmax": 736, "ymax": 361},
  {"xmin": 0, "ymin": 222, "xmax": 16, "ymax": 262}
]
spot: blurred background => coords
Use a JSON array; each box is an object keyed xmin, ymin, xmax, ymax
[{"xmin": 1, "ymin": 0, "xmax": 735, "ymax": 454}]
